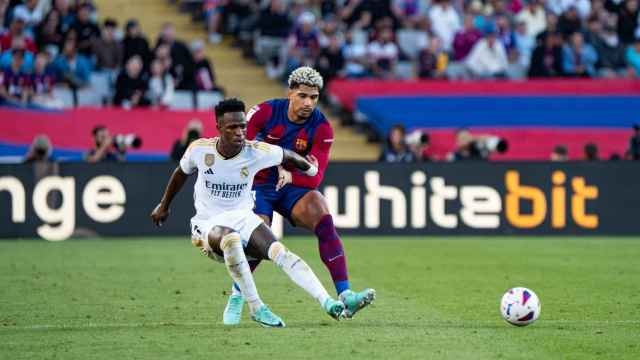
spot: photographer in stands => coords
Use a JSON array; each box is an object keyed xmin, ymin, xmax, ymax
[
  {"xmin": 85, "ymin": 125, "xmax": 125, "ymax": 163},
  {"xmin": 378, "ymin": 124, "xmax": 416, "ymax": 163},
  {"xmin": 449, "ymin": 128, "xmax": 508, "ymax": 161}
]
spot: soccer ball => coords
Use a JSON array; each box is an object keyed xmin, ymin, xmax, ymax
[{"xmin": 500, "ymin": 287, "xmax": 541, "ymax": 326}]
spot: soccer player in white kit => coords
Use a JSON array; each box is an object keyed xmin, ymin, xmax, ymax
[{"xmin": 151, "ymin": 99, "xmax": 345, "ymax": 327}]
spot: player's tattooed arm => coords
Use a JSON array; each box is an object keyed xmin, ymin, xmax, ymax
[
  {"xmin": 282, "ymin": 149, "xmax": 318, "ymax": 176},
  {"xmin": 151, "ymin": 166, "xmax": 190, "ymax": 226}
]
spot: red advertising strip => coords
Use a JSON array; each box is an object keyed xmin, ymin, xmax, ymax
[{"xmin": 0, "ymin": 108, "xmax": 218, "ymax": 152}]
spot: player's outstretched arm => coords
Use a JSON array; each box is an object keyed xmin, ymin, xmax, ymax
[
  {"xmin": 151, "ymin": 166, "xmax": 189, "ymax": 226},
  {"xmin": 282, "ymin": 149, "xmax": 318, "ymax": 176}
]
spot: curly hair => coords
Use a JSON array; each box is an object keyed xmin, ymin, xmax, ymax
[
  {"xmin": 215, "ymin": 98, "xmax": 246, "ymax": 119},
  {"xmin": 287, "ymin": 66, "xmax": 324, "ymax": 90}
]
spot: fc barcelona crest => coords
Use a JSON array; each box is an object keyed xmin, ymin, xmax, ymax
[
  {"xmin": 295, "ymin": 138, "xmax": 308, "ymax": 151},
  {"xmin": 240, "ymin": 166, "xmax": 249, "ymax": 178},
  {"xmin": 204, "ymin": 153, "xmax": 215, "ymax": 167}
]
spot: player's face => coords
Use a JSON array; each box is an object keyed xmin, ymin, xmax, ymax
[
  {"xmin": 218, "ymin": 112, "xmax": 247, "ymax": 146},
  {"xmin": 288, "ymin": 85, "xmax": 319, "ymax": 120}
]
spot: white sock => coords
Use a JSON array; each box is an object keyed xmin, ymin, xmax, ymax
[
  {"xmin": 268, "ymin": 242, "xmax": 331, "ymax": 307},
  {"xmin": 231, "ymin": 284, "xmax": 242, "ymax": 297},
  {"xmin": 220, "ymin": 233, "xmax": 263, "ymax": 314}
]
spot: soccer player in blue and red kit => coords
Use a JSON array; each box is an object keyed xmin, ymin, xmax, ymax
[{"xmin": 221, "ymin": 67, "xmax": 375, "ymax": 325}]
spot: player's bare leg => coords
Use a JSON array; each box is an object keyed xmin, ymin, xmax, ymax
[
  {"xmin": 206, "ymin": 226, "xmax": 284, "ymax": 328},
  {"xmin": 291, "ymin": 190, "xmax": 376, "ymax": 319}
]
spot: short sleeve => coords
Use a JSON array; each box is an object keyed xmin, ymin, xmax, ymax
[
  {"xmin": 179, "ymin": 142, "xmax": 198, "ymax": 174},
  {"xmin": 252, "ymin": 141, "xmax": 284, "ymax": 171}
]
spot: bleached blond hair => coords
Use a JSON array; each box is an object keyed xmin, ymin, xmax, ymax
[{"xmin": 288, "ymin": 66, "xmax": 324, "ymax": 90}]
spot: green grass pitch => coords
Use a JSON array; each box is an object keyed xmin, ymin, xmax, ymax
[{"xmin": 1, "ymin": 237, "xmax": 639, "ymax": 359}]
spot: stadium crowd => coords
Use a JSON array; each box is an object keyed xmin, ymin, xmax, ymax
[
  {"xmin": 0, "ymin": 0, "xmax": 223, "ymax": 109},
  {"xmin": 189, "ymin": 0, "xmax": 640, "ymax": 81}
]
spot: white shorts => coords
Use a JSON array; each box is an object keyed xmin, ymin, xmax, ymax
[{"xmin": 190, "ymin": 209, "xmax": 264, "ymax": 251}]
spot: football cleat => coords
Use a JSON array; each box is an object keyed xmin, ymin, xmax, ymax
[
  {"xmin": 222, "ymin": 294, "xmax": 244, "ymax": 325},
  {"xmin": 323, "ymin": 298, "xmax": 346, "ymax": 321},
  {"xmin": 339, "ymin": 288, "xmax": 376, "ymax": 319},
  {"xmin": 251, "ymin": 305, "xmax": 285, "ymax": 328}
]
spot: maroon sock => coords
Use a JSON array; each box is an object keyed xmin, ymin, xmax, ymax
[{"xmin": 315, "ymin": 214, "xmax": 350, "ymax": 295}]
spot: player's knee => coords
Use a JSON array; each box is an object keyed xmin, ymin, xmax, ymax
[
  {"xmin": 267, "ymin": 241, "xmax": 286, "ymax": 260},
  {"xmin": 220, "ymin": 232, "xmax": 242, "ymax": 251}
]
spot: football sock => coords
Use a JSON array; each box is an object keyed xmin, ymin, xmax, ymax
[
  {"xmin": 220, "ymin": 233, "xmax": 263, "ymax": 314},
  {"xmin": 268, "ymin": 242, "xmax": 331, "ymax": 307},
  {"xmin": 231, "ymin": 260, "xmax": 261, "ymax": 296},
  {"xmin": 314, "ymin": 214, "xmax": 350, "ymax": 295}
]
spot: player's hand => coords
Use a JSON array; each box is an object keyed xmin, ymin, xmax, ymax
[
  {"xmin": 151, "ymin": 204, "xmax": 170, "ymax": 226},
  {"xmin": 306, "ymin": 154, "xmax": 319, "ymax": 168},
  {"xmin": 276, "ymin": 166, "xmax": 292, "ymax": 191}
]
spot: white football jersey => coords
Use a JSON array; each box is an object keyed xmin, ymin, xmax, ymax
[{"xmin": 180, "ymin": 137, "xmax": 284, "ymax": 220}]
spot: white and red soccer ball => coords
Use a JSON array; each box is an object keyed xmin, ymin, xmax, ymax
[{"xmin": 500, "ymin": 287, "xmax": 541, "ymax": 326}]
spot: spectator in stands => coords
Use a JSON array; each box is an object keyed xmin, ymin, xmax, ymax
[
  {"xmin": 378, "ymin": 124, "xmax": 416, "ymax": 162},
  {"xmin": 367, "ymin": 25, "xmax": 399, "ymax": 79},
  {"xmin": 0, "ymin": 0, "xmax": 8, "ymax": 33},
  {"xmin": 204, "ymin": 0, "xmax": 225, "ymax": 44},
  {"xmin": 586, "ymin": 18, "xmax": 629, "ymax": 78},
  {"xmin": 23, "ymin": 134, "xmax": 53, "ymax": 163},
  {"xmin": 496, "ymin": 15, "xmax": 516, "ymax": 51},
  {"xmin": 86, "ymin": 125, "xmax": 124, "ymax": 163},
  {"xmin": 30, "ymin": 51, "xmax": 62, "ymax": 109},
  {"xmin": 92, "ymin": 19, "xmax": 123, "ymax": 74},
  {"xmin": 254, "ymin": 0, "xmax": 291, "ymax": 78},
  {"xmin": 1, "ymin": 36, "xmax": 35, "ymax": 72},
  {"xmin": 223, "ymin": 0, "xmax": 258, "ymax": 37},
  {"xmin": 12, "ymin": 0, "xmax": 44, "ymax": 34},
  {"xmin": 465, "ymin": 27, "xmax": 508, "ymax": 78},
  {"xmin": 557, "ymin": 6, "xmax": 583, "ymax": 38},
  {"xmin": 51, "ymin": 0, "xmax": 76, "ymax": 34},
  {"xmin": 113, "ymin": 55, "xmax": 149, "ymax": 108},
  {"xmin": 1, "ymin": 18, "xmax": 37, "ymax": 53},
  {"xmin": 548, "ymin": 0, "xmax": 591, "ymax": 19},
  {"xmin": 429, "ymin": 0, "xmax": 461, "ymax": 52},
  {"xmin": 392, "ymin": 0, "xmax": 429, "ymax": 29},
  {"xmin": 550, "ymin": 144, "xmax": 569, "ymax": 161},
  {"xmin": 342, "ymin": 29, "xmax": 369, "ymax": 78},
  {"xmin": 123, "ymin": 19, "xmax": 151, "ymax": 70},
  {"xmin": 170, "ymin": 119, "xmax": 203, "ymax": 161},
  {"xmin": 626, "ymin": 123, "xmax": 640, "ymax": 160},
  {"xmin": 516, "ymin": 0, "xmax": 546, "ymax": 40},
  {"xmin": 71, "ymin": 3, "xmax": 101, "ymax": 57},
  {"xmin": 627, "ymin": 37, "xmax": 640, "ymax": 76},
  {"xmin": 0, "ymin": 48, "xmax": 30, "ymax": 106},
  {"xmin": 583, "ymin": 142, "xmax": 600, "ymax": 160},
  {"xmin": 148, "ymin": 58, "xmax": 174, "ymax": 108},
  {"xmin": 453, "ymin": 15, "xmax": 483, "ymax": 62},
  {"xmin": 286, "ymin": 12, "xmax": 320, "ymax": 78},
  {"xmin": 340, "ymin": 0, "xmax": 393, "ymax": 31},
  {"xmin": 506, "ymin": 48, "xmax": 527, "ymax": 79},
  {"xmin": 535, "ymin": 13, "xmax": 559, "ymax": 45},
  {"xmin": 156, "ymin": 23, "xmax": 196, "ymax": 90},
  {"xmin": 418, "ymin": 37, "xmax": 448, "ymax": 78},
  {"xmin": 316, "ymin": 34, "xmax": 345, "ymax": 82},
  {"xmin": 617, "ymin": 0, "xmax": 639, "ymax": 44},
  {"xmin": 528, "ymin": 31, "xmax": 563, "ymax": 77},
  {"xmin": 35, "ymin": 9, "xmax": 65, "ymax": 54},
  {"xmin": 191, "ymin": 39, "xmax": 223, "ymax": 94},
  {"xmin": 562, "ymin": 32, "xmax": 598, "ymax": 77},
  {"xmin": 514, "ymin": 20, "xmax": 535, "ymax": 67},
  {"xmin": 51, "ymin": 37, "xmax": 91, "ymax": 87}
]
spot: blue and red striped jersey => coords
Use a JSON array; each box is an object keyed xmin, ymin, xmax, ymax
[{"xmin": 247, "ymin": 98, "xmax": 334, "ymax": 189}]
